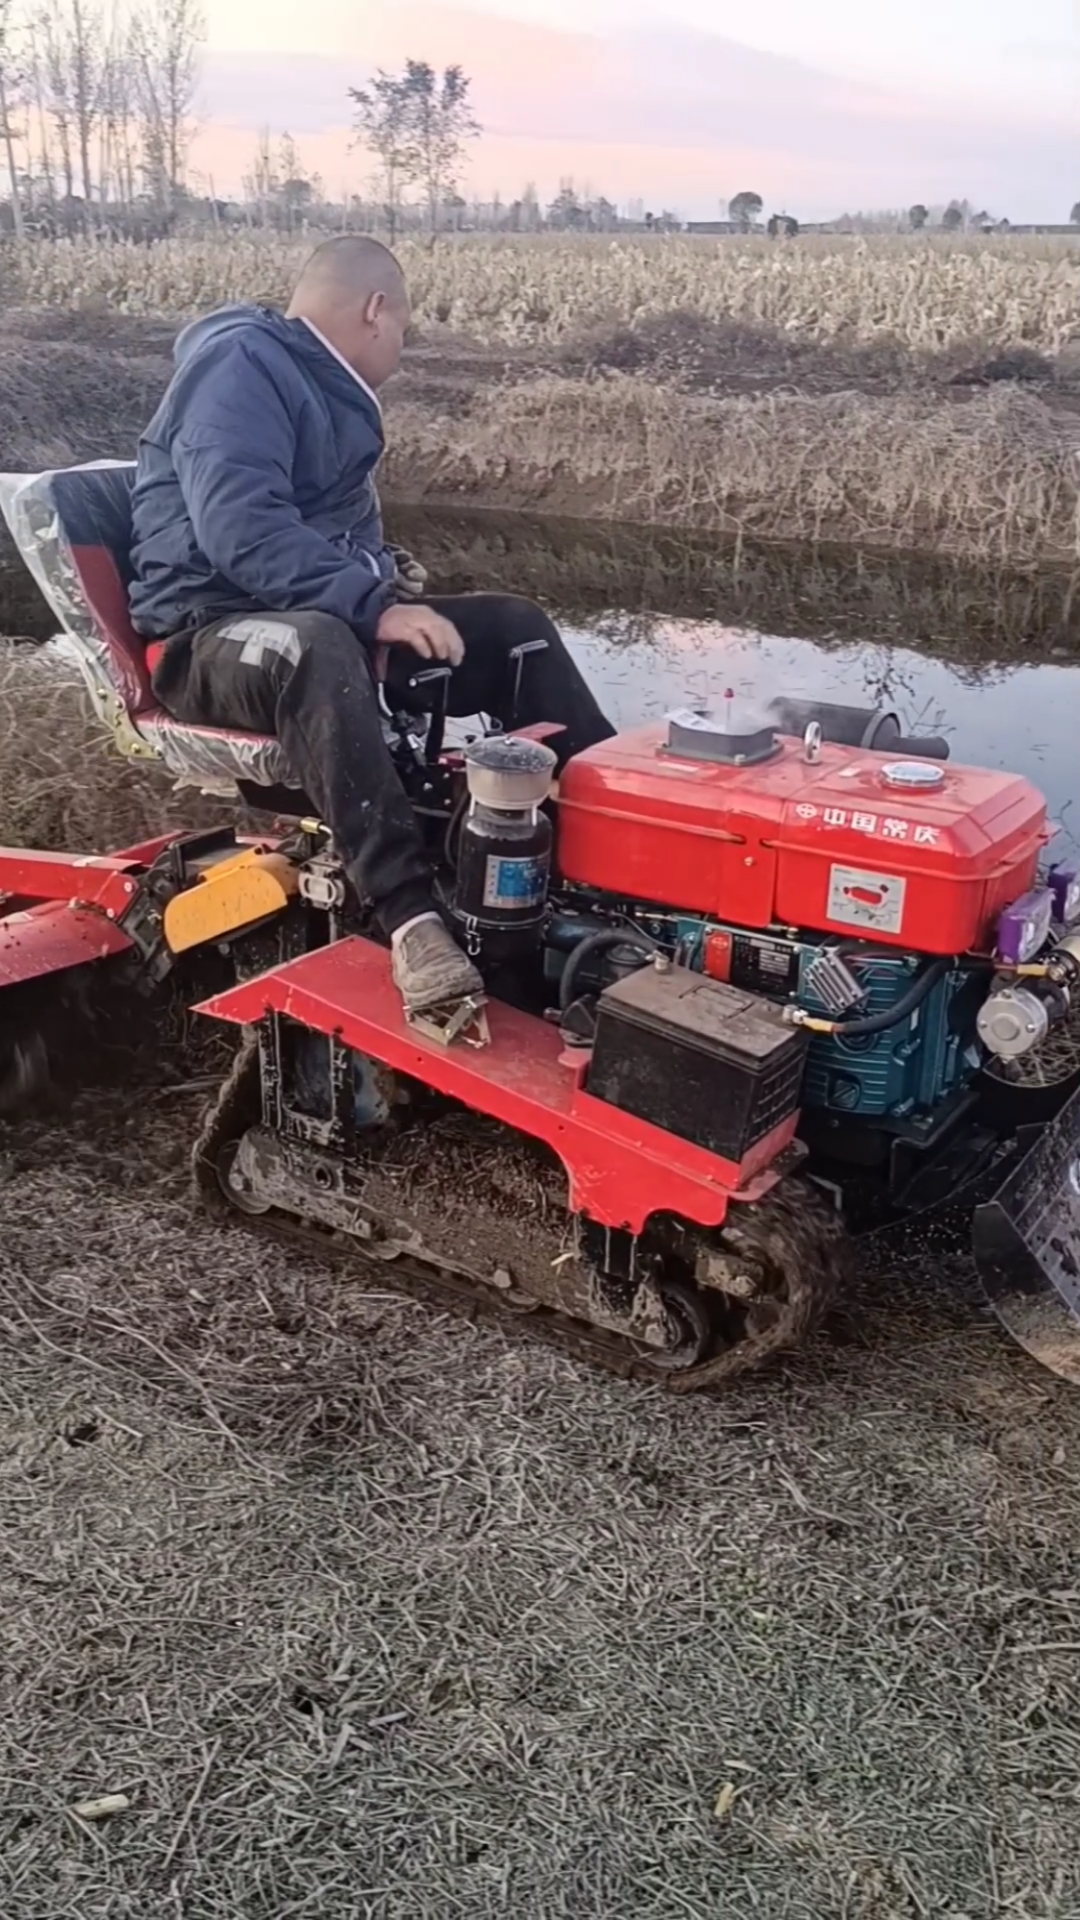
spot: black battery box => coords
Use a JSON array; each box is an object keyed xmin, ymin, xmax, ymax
[{"xmin": 586, "ymin": 962, "xmax": 808, "ymax": 1164}]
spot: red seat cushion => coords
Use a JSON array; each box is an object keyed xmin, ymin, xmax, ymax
[{"xmin": 69, "ymin": 543, "xmax": 155, "ymax": 715}]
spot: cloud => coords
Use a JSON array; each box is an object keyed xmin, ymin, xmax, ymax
[
  {"xmin": 198, "ymin": 55, "xmax": 355, "ymax": 136},
  {"xmin": 1003, "ymin": 37, "xmax": 1080, "ymax": 61},
  {"xmin": 194, "ymin": 7, "xmax": 1074, "ymax": 219}
]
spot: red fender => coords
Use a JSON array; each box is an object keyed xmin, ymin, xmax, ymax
[
  {"xmin": 196, "ymin": 933, "xmax": 793, "ymax": 1234},
  {"xmin": 0, "ymin": 833, "xmax": 186, "ymax": 990},
  {"xmin": 0, "ymin": 899, "xmax": 133, "ymax": 989}
]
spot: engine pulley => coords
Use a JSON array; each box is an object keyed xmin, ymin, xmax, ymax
[{"xmin": 977, "ymin": 981, "xmax": 1069, "ymax": 1060}]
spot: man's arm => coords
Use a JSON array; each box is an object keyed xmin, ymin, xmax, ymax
[{"xmin": 172, "ymin": 339, "xmax": 394, "ymax": 643}]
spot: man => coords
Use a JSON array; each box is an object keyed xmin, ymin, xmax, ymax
[{"xmin": 128, "ymin": 235, "xmax": 614, "ymax": 1016}]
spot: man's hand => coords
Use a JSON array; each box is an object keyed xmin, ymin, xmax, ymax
[
  {"xmin": 375, "ymin": 602, "xmax": 464, "ymax": 666},
  {"xmin": 389, "ymin": 544, "xmax": 428, "ymax": 600}
]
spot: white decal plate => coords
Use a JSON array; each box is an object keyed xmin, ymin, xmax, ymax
[{"xmin": 826, "ymin": 864, "xmax": 906, "ymax": 935}]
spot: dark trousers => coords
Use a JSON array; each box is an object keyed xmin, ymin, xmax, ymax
[{"xmin": 150, "ymin": 594, "xmax": 615, "ymax": 934}]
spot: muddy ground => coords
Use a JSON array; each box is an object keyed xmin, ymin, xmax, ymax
[{"xmin": 3, "ymin": 1039, "xmax": 1080, "ymax": 1919}]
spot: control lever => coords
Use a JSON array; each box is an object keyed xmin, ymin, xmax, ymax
[
  {"xmin": 406, "ymin": 664, "xmax": 452, "ymax": 765},
  {"xmin": 507, "ymin": 638, "xmax": 548, "ymax": 724}
]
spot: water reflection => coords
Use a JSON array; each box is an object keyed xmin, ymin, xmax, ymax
[
  {"xmin": 562, "ymin": 613, "xmax": 1080, "ymax": 852},
  {"xmin": 390, "ymin": 505, "xmax": 1080, "ymax": 664}
]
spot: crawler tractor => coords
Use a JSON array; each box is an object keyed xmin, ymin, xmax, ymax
[{"xmin": 2, "ymin": 463, "xmax": 1079, "ymax": 1386}]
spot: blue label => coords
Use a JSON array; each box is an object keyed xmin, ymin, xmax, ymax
[{"xmin": 483, "ymin": 853, "xmax": 549, "ymax": 911}]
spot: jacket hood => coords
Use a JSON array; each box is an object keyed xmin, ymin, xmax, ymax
[
  {"xmin": 174, "ymin": 303, "xmax": 289, "ymax": 365},
  {"xmin": 175, "ymin": 304, "xmax": 381, "ymax": 420}
]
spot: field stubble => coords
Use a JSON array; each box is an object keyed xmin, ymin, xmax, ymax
[
  {"xmin": 4, "ymin": 232, "xmax": 1078, "ymax": 354},
  {"xmin": 4, "ymin": 1071, "xmax": 1080, "ymax": 1919}
]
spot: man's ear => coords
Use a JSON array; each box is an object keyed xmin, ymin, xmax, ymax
[{"xmin": 363, "ymin": 289, "xmax": 386, "ymax": 326}]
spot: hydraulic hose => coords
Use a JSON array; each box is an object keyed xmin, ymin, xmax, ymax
[
  {"xmin": 806, "ymin": 955, "xmax": 952, "ymax": 1038},
  {"xmin": 443, "ymin": 791, "xmax": 469, "ymax": 873},
  {"xmin": 558, "ymin": 927, "xmax": 659, "ymax": 1014}
]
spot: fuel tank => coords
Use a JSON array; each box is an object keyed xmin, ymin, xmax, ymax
[{"xmin": 556, "ymin": 722, "xmax": 1047, "ymax": 955}]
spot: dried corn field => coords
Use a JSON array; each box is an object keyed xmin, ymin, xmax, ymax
[{"xmin": 3, "ymin": 232, "xmax": 1078, "ymax": 353}]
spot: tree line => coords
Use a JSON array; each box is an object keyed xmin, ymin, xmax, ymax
[
  {"xmin": 1, "ymin": 28, "xmax": 1076, "ymax": 243},
  {"xmin": 0, "ymin": 0, "xmax": 204, "ymax": 236}
]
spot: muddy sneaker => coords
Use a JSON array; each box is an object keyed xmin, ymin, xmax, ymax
[{"xmin": 390, "ymin": 912, "xmax": 485, "ymax": 1016}]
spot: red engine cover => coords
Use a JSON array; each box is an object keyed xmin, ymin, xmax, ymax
[{"xmin": 557, "ymin": 725, "xmax": 1047, "ymax": 954}]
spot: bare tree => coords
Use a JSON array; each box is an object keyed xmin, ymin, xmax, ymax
[
  {"xmin": 64, "ymin": 0, "xmax": 102, "ymax": 207},
  {"xmin": 519, "ymin": 180, "xmax": 540, "ymax": 232},
  {"xmin": 351, "ymin": 62, "xmax": 479, "ymax": 239},
  {"xmin": 106, "ymin": 16, "xmax": 140, "ymax": 210},
  {"xmin": 242, "ymin": 127, "xmax": 276, "ymax": 227},
  {"xmin": 26, "ymin": 18, "xmax": 55, "ymax": 210},
  {"xmin": 547, "ymin": 180, "xmax": 585, "ymax": 230},
  {"xmin": 275, "ymin": 131, "xmax": 318, "ymax": 228},
  {"xmin": 0, "ymin": 0, "xmax": 26, "ymax": 236},
  {"xmin": 17, "ymin": 0, "xmax": 198, "ymax": 224},
  {"xmin": 129, "ymin": 0, "xmax": 203, "ymax": 213},
  {"xmin": 349, "ymin": 69, "xmax": 418, "ymax": 241},
  {"xmin": 96, "ymin": 7, "xmax": 133, "ymax": 209},
  {"xmin": 36, "ymin": 8, "xmax": 75, "ymax": 203},
  {"xmin": 398, "ymin": 59, "xmax": 478, "ymax": 236}
]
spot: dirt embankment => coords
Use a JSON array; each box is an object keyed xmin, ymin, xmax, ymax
[{"xmin": 1, "ymin": 307, "xmax": 1078, "ymax": 570}]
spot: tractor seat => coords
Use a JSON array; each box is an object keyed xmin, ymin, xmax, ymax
[{"xmin": 0, "ymin": 462, "xmax": 298, "ymax": 794}]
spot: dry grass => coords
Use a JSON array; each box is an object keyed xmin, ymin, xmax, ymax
[
  {"xmin": 2, "ymin": 254, "xmax": 1078, "ymax": 568},
  {"xmin": 3, "ymin": 990, "xmax": 1080, "ymax": 1916},
  {"xmin": 0, "ymin": 312, "xmax": 173, "ymax": 483},
  {"xmin": 4, "ymin": 232, "xmax": 1078, "ymax": 353},
  {"xmin": 389, "ymin": 376, "xmax": 1080, "ymax": 567},
  {"xmin": 0, "ymin": 642, "xmax": 227, "ymax": 851}
]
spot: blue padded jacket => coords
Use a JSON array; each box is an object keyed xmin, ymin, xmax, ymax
[{"xmin": 128, "ymin": 303, "xmax": 395, "ymax": 642}]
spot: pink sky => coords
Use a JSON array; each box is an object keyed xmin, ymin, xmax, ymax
[{"xmin": 193, "ymin": 0, "xmax": 1077, "ymax": 221}]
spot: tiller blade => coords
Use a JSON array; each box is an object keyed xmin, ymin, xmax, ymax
[{"xmin": 973, "ymin": 1080, "xmax": 1080, "ymax": 1383}]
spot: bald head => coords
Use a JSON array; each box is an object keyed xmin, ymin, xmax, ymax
[{"xmin": 287, "ymin": 235, "xmax": 410, "ymax": 390}]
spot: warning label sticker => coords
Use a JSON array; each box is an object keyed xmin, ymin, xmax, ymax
[
  {"xmin": 482, "ymin": 853, "xmax": 549, "ymax": 911},
  {"xmin": 826, "ymin": 864, "xmax": 906, "ymax": 935}
]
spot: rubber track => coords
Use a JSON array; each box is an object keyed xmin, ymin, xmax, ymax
[{"xmin": 193, "ymin": 1030, "xmax": 848, "ymax": 1394}]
